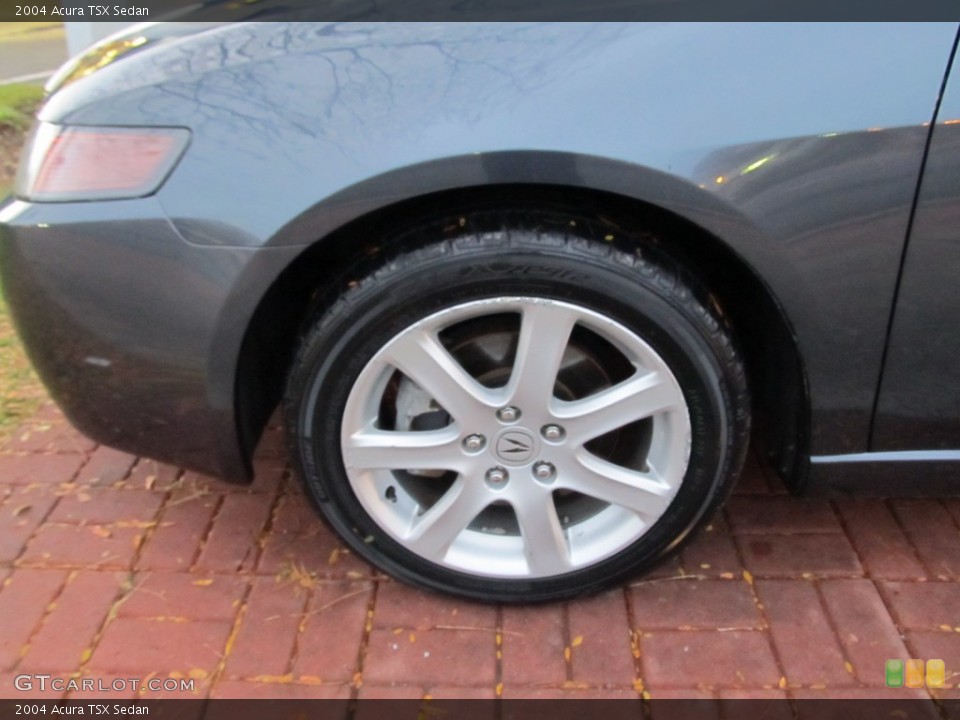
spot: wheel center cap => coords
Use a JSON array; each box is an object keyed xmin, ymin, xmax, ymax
[{"xmin": 493, "ymin": 428, "xmax": 538, "ymax": 465}]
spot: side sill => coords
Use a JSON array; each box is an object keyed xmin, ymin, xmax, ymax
[{"xmin": 806, "ymin": 450, "xmax": 960, "ymax": 497}]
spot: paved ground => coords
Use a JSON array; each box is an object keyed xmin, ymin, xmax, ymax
[
  {"xmin": 0, "ymin": 23, "xmax": 67, "ymax": 85},
  {"xmin": 0, "ymin": 401, "xmax": 958, "ymax": 701}
]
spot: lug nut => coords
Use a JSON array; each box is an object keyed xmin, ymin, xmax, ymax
[
  {"xmin": 533, "ymin": 461, "xmax": 556, "ymax": 482},
  {"xmin": 541, "ymin": 424, "xmax": 565, "ymax": 441},
  {"xmin": 462, "ymin": 434, "xmax": 486, "ymax": 452},
  {"xmin": 485, "ymin": 467, "xmax": 509, "ymax": 486},
  {"xmin": 497, "ymin": 406, "xmax": 521, "ymax": 423}
]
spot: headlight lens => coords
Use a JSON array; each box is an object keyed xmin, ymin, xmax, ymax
[{"xmin": 15, "ymin": 123, "xmax": 190, "ymax": 202}]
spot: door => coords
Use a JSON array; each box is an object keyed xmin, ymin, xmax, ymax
[{"xmin": 873, "ymin": 34, "xmax": 960, "ymax": 451}]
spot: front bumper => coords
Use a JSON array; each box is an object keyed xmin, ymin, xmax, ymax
[{"xmin": 0, "ymin": 196, "xmax": 299, "ymax": 481}]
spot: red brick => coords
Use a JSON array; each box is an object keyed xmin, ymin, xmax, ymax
[
  {"xmin": 890, "ymin": 500, "xmax": 960, "ymax": 580},
  {"xmin": 258, "ymin": 493, "xmax": 371, "ymax": 578},
  {"xmin": 738, "ymin": 535, "xmax": 862, "ymax": 578},
  {"xmin": 372, "ymin": 581, "xmax": 496, "ymax": 631},
  {"xmin": 179, "ymin": 470, "xmax": 247, "ymax": 495},
  {"xmin": 136, "ymin": 492, "xmax": 218, "ymax": 571},
  {"xmin": 253, "ymin": 424, "xmax": 287, "ymax": 460},
  {"xmin": 834, "ymin": 500, "xmax": 927, "ymax": 580},
  {"xmin": 20, "ymin": 524, "xmax": 141, "ymax": 569},
  {"xmin": 732, "ymin": 453, "xmax": 774, "ymax": 495},
  {"xmin": 19, "ymin": 571, "xmax": 124, "ymax": 672},
  {"xmin": 818, "ymin": 579, "xmax": 909, "ymax": 687},
  {"xmin": 124, "ymin": 459, "xmax": 181, "ymax": 491},
  {"xmin": 945, "ymin": 499, "xmax": 960, "ymax": 528},
  {"xmin": 0, "ymin": 569, "xmax": 68, "ymax": 669},
  {"xmin": 363, "ymin": 628, "xmax": 495, "ymax": 687},
  {"xmin": 754, "ymin": 580, "xmax": 852, "ymax": 686},
  {"xmin": 641, "ymin": 555, "xmax": 685, "ymax": 580},
  {"xmin": 726, "ymin": 498, "xmax": 842, "ymax": 534},
  {"xmin": 75, "ymin": 446, "xmax": 137, "ymax": 486},
  {"xmin": 211, "ymin": 680, "xmax": 351, "ymax": 699},
  {"xmin": 630, "ymin": 579, "xmax": 761, "ymax": 630},
  {"xmin": 89, "ymin": 617, "xmax": 232, "ymax": 674},
  {"xmin": 880, "ymin": 581, "xmax": 960, "ymax": 630},
  {"xmin": 680, "ymin": 514, "xmax": 742, "ymax": 577},
  {"xmin": 641, "ymin": 631, "xmax": 779, "ymax": 688},
  {"xmin": 503, "ymin": 687, "xmax": 641, "ymax": 699},
  {"xmin": 3, "ymin": 421, "xmax": 96, "ymax": 455},
  {"xmin": 357, "ymin": 684, "xmax": 423, "ymax": 699},
  {"xmin": 501, "ymin": 605, "xmax": 567, "ymax": 686},
  {"xmin": 0, "ymin": 453, "xmax": 87, "ymax": 485},
  {"xmin": 225, "ymin": 576, "xmax": 308, "ymax": 678},
  {"xmin": 567, "ymin": 589, "xmax": 636, "ymax": 687},
  {"xmin": 293, "ymin": 580, "xmax": 373, "ymax": 682},
  {"xmin": 248, "ymin": 456, "xmax": 287, "ymax": 494},
  {"xmin": 118, "ymin": 572, "xmax": 247, "ymax": 621},
  {"xmin": 428, "ymin": 686, "xmax": 499, "ymax": 699},
  {"xmin": 791, "ymin": 687, "xmax": 933, "ymax": 701},
  {"xmin": 194, "ymin": 494, "xmax": 273, "ymax": 572},
  {"xmin": 0, "ymin": 485, "xmax": 61, "ymax": 561},
  {"xmin": 49, "ymin": 487, "xmax": 163, "ymax": 525}
]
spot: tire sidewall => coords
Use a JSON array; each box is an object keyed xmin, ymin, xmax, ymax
[{"xmin": 288, "ymin": 238, "xmax": 737, "ymax": 601}]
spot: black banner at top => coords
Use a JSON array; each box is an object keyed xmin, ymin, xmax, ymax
[{"xmin": 3, "ymin": 0, "xmax": 960, "ymax": 23}]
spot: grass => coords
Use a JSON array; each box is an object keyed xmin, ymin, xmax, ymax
[
  {"xmin": 0, "ymin": 23, "xmax": 64, "ymax": 42},
  {"xmin": 0, "ymin": 85, "xmax": 48, "ymax": 439},
  {"xmin": 0, "ymin": 82, "xmax": 44, "ymax": 130},
  {"xmin": 0, "ymin": 275, "xmax": 46, "ymax": 440}
]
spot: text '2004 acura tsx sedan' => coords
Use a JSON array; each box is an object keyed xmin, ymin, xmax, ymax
[{"xmin": 2, "ymin": 21, "xmax": 960, "ymax": 602}]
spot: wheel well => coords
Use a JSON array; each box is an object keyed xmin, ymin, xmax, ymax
[{"xmin": 235, "ymin": 184, "xmax": 809, "ymax": 491}]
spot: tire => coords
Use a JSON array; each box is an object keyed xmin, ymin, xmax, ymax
[{"xmin": 284, "ymin": 212, "xmax": 750, "ymax": 602}]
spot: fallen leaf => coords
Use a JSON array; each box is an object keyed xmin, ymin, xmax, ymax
[
  {"xmin": 193, "ymin": 579, "xmax": 214, "ymax": 586},
  {"xmin": 572, "ymin": 635, "xmax": 583, "ymax": 647}
]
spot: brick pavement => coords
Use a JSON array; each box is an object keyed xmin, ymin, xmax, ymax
[{"xmin": 0, "ymin": 402, "xmax": 958, "ymax": 701}]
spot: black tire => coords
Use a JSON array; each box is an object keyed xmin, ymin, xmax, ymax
[{"xmin": 284, "ymin": 212, "xmax": 750, "ymax": 602}]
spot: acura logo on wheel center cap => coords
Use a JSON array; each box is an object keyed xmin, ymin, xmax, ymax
[{"xmin": 494, "ymin": 428, "xmax": 538, "ymax": 465}]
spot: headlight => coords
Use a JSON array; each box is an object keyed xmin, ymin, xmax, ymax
[{"xmin": 15, "ymin": 123, "xmax": 190, "ymax": 202}]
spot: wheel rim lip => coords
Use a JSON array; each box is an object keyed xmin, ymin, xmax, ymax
[{"xmin": 339, "ymin": 296, "xmax": 692, "ymax": 579}]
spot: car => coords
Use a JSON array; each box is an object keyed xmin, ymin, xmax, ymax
[{"xmin": 2, "ymin": 21, "xmax": 959, "ymax": 602}]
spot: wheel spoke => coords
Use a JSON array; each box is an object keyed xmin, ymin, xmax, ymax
[
  {"xmin": 381, "ymin": 329, "xmax": 498, "ymax": 423},
  {"xmin": 343, "ymin": 426, "xmax": 465, "ymax": 472},
  {"xmin": 513, "ymin": 491, "xmax": 572, "ymax": 575},
  {"xmin": 505, "ymin": 303, "xmax": 577, "ymax": 408},
  {"xmin": 404, "ymin": 479, "xmax": 491, "ymax": 561},
  {"xmin": 555, "ymin": 371, "xmax": 682, "ymax": 443},
  {"xmin": 563, "ymin": 452, "xmax": 673, "ymax": 518}
]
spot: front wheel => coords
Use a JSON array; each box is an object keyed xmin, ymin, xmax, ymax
[{"xmin": 284, "ymin": 217, "xmax": 749, "ymax": 602}]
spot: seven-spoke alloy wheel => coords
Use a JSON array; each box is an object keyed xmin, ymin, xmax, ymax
[
  {"xmin": 340, "ymin": 297, "xmax": 691, "ymax": 579},
  {"xmin": 285, "ymin": 216, "xmax": 750, "ymax": 602}
]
